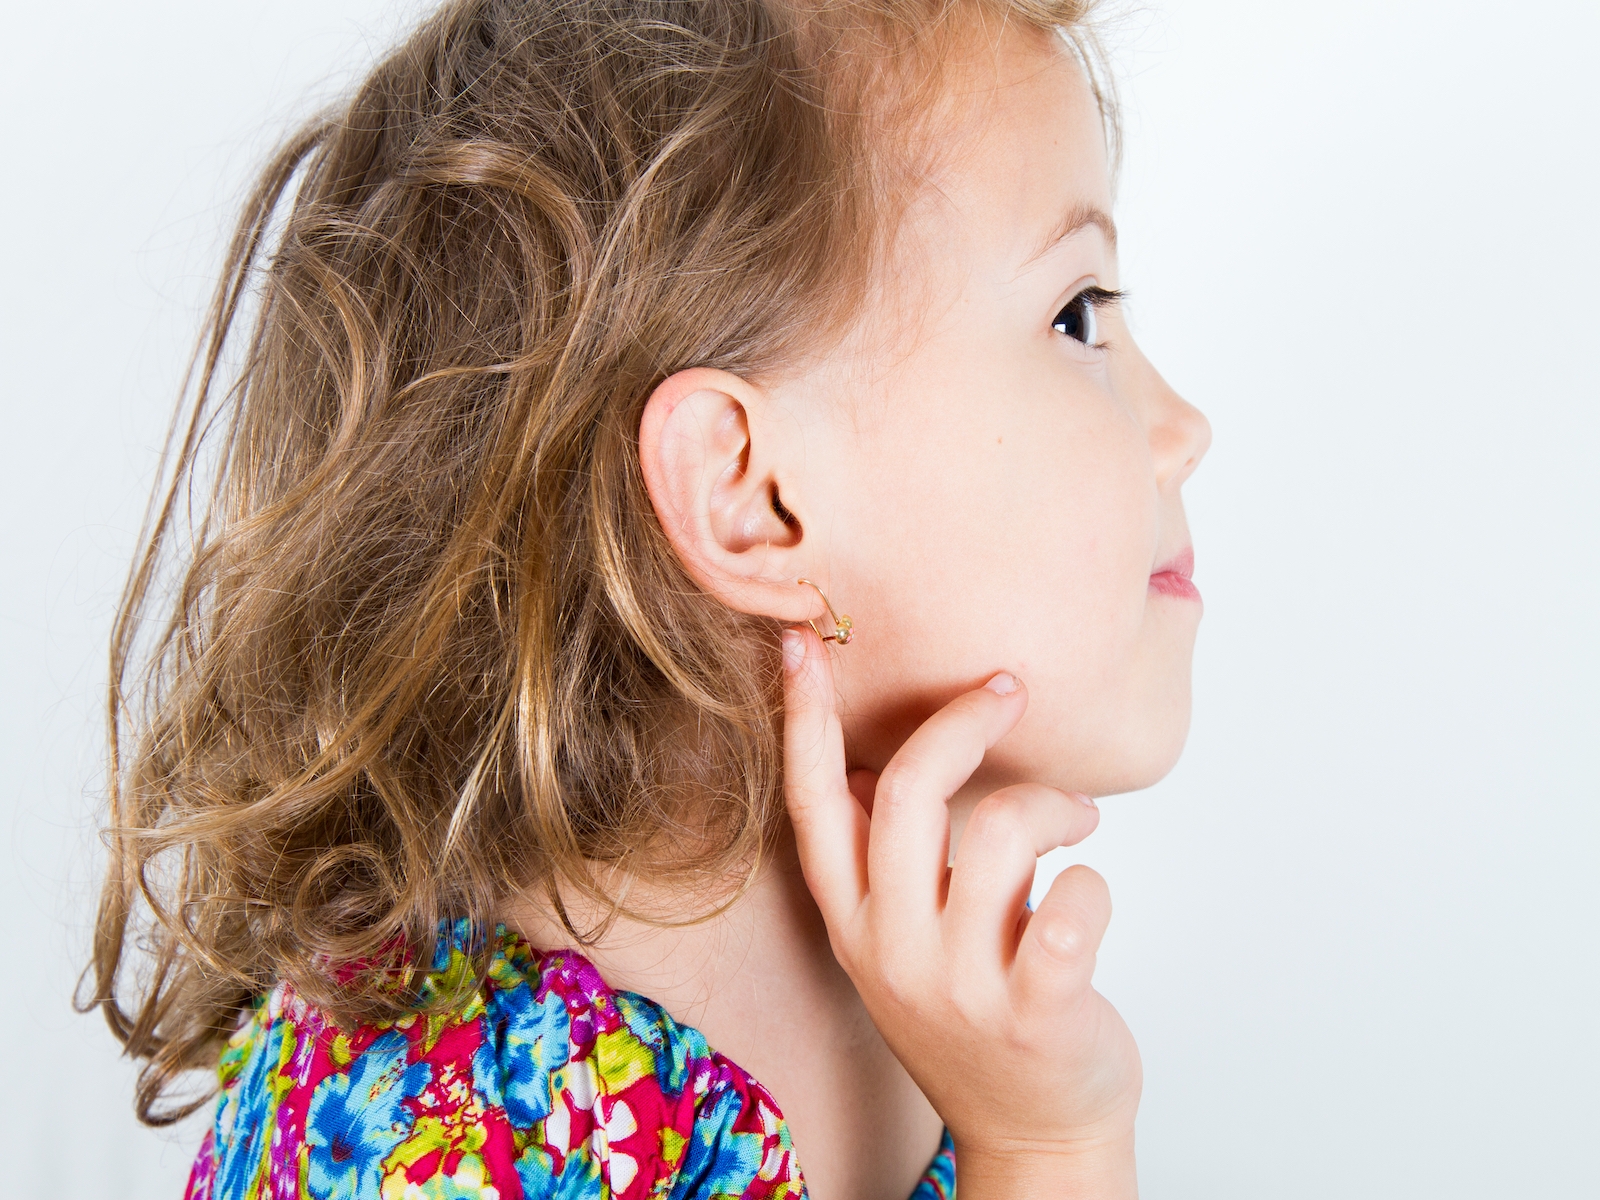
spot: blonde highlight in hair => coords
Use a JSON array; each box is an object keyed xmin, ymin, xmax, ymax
[{"xmin": 84, "ymin": 0, "xmax": 1108, "ymax": 1125}]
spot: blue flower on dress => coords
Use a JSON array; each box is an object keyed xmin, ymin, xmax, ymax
[
  {"xmin": 212, "ymin": 1012, "xmax": 287, "ymax": 1199},
  {"xmin": 305, "ymin": 1031, "xmax": 429, "ymax": 1196},
  {"xmin": 478, "ymin": 978, "xmax": 570, "ymax": 1129}
]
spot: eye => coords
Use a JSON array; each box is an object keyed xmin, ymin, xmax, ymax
[{"xmin": 1051, "ymin": 286, "xmax": 1123, "ymax": 346}]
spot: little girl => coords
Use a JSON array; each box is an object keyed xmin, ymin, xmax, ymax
[{"xmin": 88, "ymin": 1, "xmax": 1209, "ymax": 1197}]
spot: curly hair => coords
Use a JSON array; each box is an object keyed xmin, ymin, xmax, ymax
[{"xmin": 83, "ymin": 0, "xmax": 1111, "ymax": 1124}]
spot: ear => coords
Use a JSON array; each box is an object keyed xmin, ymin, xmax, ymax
[{"xmin": 638, "ymin": 367, "xmax": 818, "ymax": 621}]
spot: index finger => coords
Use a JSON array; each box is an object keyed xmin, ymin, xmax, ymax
[
  {"xmin": 865, "ymin": 673, "xmax": 1028, "ymax": 921},
  {"xmin": 781, "ymin": 626, "xmax": 869, "ymax": 926}
]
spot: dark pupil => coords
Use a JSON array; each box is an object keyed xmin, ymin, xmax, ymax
[{"xmin": 1053, "ymin": 300, "xmax": 1084, "ymax": 340}]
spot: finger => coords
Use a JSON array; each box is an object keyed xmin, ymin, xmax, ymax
[
  {"xmin": 945, "ymin": 785, "xmax": 1100, "ymax": 967},
  {"xmin": 1012, "ymin": 863, "xmax": 1112, "ymax": 1008},
  {"xmin": 866, "ymin": 673, "xmax": 1028, "ymax": 921},
  {"xmin": 782, "ymin": 625, "xmax": 869, "ymax": 926}
]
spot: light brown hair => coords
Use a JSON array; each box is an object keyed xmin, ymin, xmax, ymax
[{"xmin": 85, "ymin": 0, "xmax": 1111, "ymax": 1124}]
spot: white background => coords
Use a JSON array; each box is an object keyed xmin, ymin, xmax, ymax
[{"xmin": 2, "ymin": 0, "xmax": 1595, "ymax": 1195}]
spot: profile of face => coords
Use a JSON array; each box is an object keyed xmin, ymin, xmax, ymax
[{"xmin": 640, "ymin": 24, "xmax": 1211, "ymax": 805}]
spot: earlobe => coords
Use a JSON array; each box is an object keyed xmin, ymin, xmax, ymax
[{"xmin": 638, "ymin": 368, "xmax": 812, "ymax": 620}]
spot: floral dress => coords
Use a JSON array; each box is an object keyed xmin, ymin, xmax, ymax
[{"xmin": 185, "ymin": 920, "xmax": 956, "ymax": 1199}]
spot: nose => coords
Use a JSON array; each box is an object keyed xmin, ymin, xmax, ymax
[{"xmin": 1144, "ymin": 365, "xmax": 1210, "ymax": 491}]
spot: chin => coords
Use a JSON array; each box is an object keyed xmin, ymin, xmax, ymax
[
  {"xmin": 990, "ymin": 682, "xmax": 1194, "ymax": 800},
  {"xmin": 1091, "ymin": 718, "xmax": 1190, "ymax": 797},
  {"xmin": 1095, "ymin": 683, "xmax": 1194, "ymax": 796}
]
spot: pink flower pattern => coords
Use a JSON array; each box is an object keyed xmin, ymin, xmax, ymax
[{"xmin": 185, "ymin": 921, "xmax": 956, "ymax": 1199}]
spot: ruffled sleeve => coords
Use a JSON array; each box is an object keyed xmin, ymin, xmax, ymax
[
  {"xmin": 497, "ymin": 941, "xmax": 805, "ymax": 1198},
  {"xmin": 186, "ymin": 922, "xmax": 949, "ymax": 1200}
]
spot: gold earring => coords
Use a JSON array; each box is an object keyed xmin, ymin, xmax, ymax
[{"xmin": 797, "ymin": 578, "xmax": 854, "ymax": 645}]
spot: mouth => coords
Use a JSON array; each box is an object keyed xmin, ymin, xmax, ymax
[{"xmin": 1149, "ymin": 546, "xmax": 1201, "ymax": 603}]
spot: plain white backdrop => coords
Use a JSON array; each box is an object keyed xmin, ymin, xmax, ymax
[{"xmin": 2, "ymin": 1, "xmax": 1595, "ymax": 1195}]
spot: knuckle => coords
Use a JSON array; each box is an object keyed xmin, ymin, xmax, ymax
[
  {"xmin": 1032, "ymin": 910, "xmax": 1094, "ymax": 966},
  {"xmin": 1023, "ymin": 782, "xmax": 1073, "ymax": 809},
  {"xmin": 949, "ymin": 982, "xmax": 988, "ymax": 1025},
  {"xmin": 950, "ymin": 689, "xmax": 996, "ymax": 719},
  {"xmin": 933, "ymin": 697, "xmax": 994, "ymax": 748},
  {"xmin": 965, "ymin": 794, "xmax": 1028, "ymax": 851},
  {"xmin": 873, "ymin": 955, "xmax": 920, "ymax": 1007},
  {"xmin": 872, "ymin": 761, "xmax": 921, "ymax": 812}
]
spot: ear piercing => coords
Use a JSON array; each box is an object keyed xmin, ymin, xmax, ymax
[{"xmin": 797, "ymin": 578, "xmax": 854, "ymax": 645}]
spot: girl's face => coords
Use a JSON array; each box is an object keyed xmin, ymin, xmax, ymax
[{"xmin": 776, "ymin": 29, "xmax": 1211, "ymax": 802}]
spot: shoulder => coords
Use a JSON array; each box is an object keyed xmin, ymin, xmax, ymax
[{"xmin": 186, "ymin": 921, "xmax": 803, "ymax": 1200}]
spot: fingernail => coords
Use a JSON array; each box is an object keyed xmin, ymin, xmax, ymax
[
  {"xmin": 984, "ymin": 671, "xmax": 1019, "ymax": 695},
  {"xmin": 1072, "ymin": 792, "xmax": 1097, "ymax": 808},
  {"xmin": 781, "ymin": 628, "xmax": 804, "ymax": 674}
]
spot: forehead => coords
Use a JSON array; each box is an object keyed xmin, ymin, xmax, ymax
[{"xmin": 899, "ymin": 27, "xmax": 1112, "ymax": 268}]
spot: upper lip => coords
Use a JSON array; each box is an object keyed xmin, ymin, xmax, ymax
[{"xmin": 1151, "ymin": 547, "xmax": 1194, "ymax": 579}]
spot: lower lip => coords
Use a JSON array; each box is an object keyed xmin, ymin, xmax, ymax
[{"xmin": 1149, "ymin": 571, "xmax": 1201, "ymax": 603}]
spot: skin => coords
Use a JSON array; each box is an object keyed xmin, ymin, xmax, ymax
[{"xmin": 510, "ymin": 21, "xmax": 1210, "ymax": 1200}]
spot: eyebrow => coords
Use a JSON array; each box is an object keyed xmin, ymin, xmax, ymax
[{"xmin": 1022, "ymin": 202, "xmax": 1120, "ymax": 268}]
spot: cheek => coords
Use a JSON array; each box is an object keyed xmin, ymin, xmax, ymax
[
  {"xmin": 1001, "ymin": 427, "xmax": 1157, "ymax": 685},
  {"xmin": 841, "ymin": 384, "xmax": 1158, "ymax": 714}
]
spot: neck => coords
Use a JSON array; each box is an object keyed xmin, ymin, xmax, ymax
[
  {"xmin": 502, "ymin": 821, "xmax": 944, "ymax": 1200},
  {"xmin": 505, "ymin": 823, "xmax": 833, "ymax": 1028}
]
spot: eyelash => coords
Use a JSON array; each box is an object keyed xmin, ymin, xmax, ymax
[{"xmin": 1051, "ymin": 286, "xmax": 1125, "ymax": 347}]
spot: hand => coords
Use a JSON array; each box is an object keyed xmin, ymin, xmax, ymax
[{"xmin": 781, "ymin": 626, "xmax": 1142, "ymax": 1199}]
